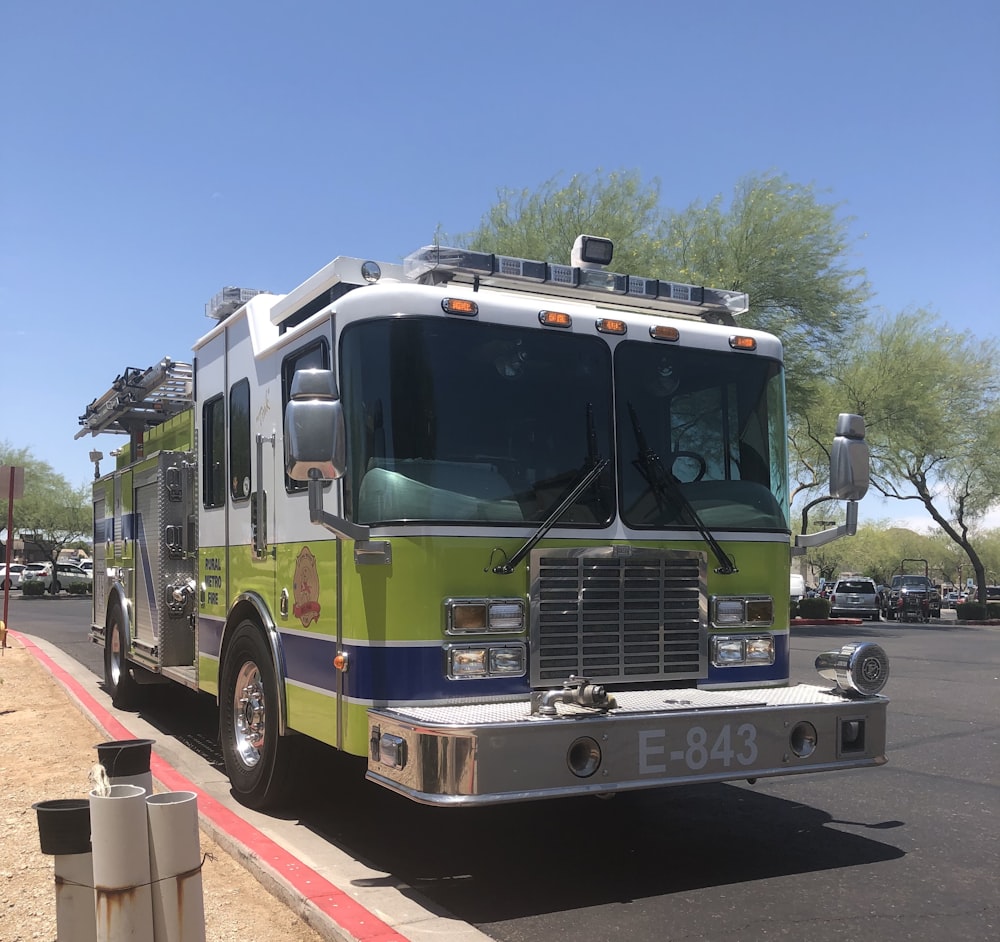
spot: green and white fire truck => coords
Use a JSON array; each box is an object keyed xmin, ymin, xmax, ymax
[{"xmin": 77, "ymin": 235, "xmax": 888, "ymax": 810}]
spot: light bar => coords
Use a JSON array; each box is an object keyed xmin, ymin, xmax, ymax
[
  {"xmin": 205, "ymin": 286, "xmax": 266, "ymax": 321},
  {"xmin": 403, "ymin": 244, "xmax": 750, "ymax": 322},
  {"xmin": 496, "ymin": 255, "xmax": 547, "ymax": 281}
]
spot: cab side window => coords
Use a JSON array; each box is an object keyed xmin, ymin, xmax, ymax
[
  {"xmin": 229, "ymin": 379, "xmax": 251, "ymax": 502},
  {"xmin": 203, "ymin": 395, "xmax": 226, "ymax": 508}
]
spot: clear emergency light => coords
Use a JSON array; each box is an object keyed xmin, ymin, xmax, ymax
[
  {"xmin": 205, "ymin": 286, "xmax": 267, "ymax": 321},
  {"xmin": 404, "ymin": 242, "xmax": 750, "ymax": 321}
]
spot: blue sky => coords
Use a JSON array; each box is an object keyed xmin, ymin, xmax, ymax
[{"xmin": 2, "ymin": 0, "xmax": 997, "ymax": 530}]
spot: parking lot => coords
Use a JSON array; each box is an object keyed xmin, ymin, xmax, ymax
[{"xmin": 8, "ymin": 597, "xmax": 998, "ymax": 942}]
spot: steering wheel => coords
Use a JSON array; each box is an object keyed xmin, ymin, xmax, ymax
[{"xmin": 670, "ymin": 451, "xmax": 707, "ymax": 483}]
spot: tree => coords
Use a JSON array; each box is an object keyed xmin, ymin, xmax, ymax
[
  {"xmin": 462, "ymin": 170, "xmax": 870, "ymax": 411},
  {"xmin": 811, "ymin": 311, "xmax": 1000, "ymax": 602},
  {"xmin": 462, "ymin": 170, "xmax": 665, "ymax": 266},
  {"xmin": 661, "ymin": 173, "xmax": 870, "ymax": 406},
  {"xmin": 0, "ymin": 442, "xmax": 90, "ymax": 590}
]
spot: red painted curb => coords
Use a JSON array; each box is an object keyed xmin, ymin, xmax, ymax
[
  {"xmin": 791, "ymin": 618, "xmax": 864, "ymax": 625},
  {"xmin": 12, "ymin": 630, "xmax": 407, "ymax": 942}
]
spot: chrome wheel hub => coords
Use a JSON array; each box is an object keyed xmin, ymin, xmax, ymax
[{"xmin": 233, "ymin": 662, "xmax": 266, "ymax": 768}]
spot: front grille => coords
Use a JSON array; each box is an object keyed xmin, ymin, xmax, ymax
[{"xmin": 529, "ymin": 547, "xmax": 707, "ymax": 686}]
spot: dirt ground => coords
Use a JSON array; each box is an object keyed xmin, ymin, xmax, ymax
[{"xmin": 0, "ymin": 635, "xmax": 328, "ymax": 942}]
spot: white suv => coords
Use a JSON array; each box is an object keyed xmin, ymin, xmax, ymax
[{"xmin": 21, "ymin": 562, "xmax": 92, "ymax": 593}]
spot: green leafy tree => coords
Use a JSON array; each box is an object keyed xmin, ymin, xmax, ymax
[
  {"xmin": 0, "ymin": 443, "xmax": 90, "ymax": 590},
  {"xmin": 462, "ymin": 170, "xmax": 870, "ymax": 413},
  {"xmin": 661, "ymin": 173, "xmax": 869, "ymax": 407},
  {"xmin": 461, "ymin": 170, "xmax": 664, "ymax": 265},
  {"xmin": 811, "ymin": 311, "xmax": 1000, "ymax": 602}
]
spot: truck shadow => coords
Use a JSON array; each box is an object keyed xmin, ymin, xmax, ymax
[
  {"xmin": 127, "ymin": 679, "xmax": 906, "ymax": 927},
  {"xmin": 289, "ymin": 742, "xmax": 905, "ymax": 925}
]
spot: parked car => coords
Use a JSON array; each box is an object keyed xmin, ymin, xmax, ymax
[
  {"xmin": 944, "ymin": 591, "xmax": 961, "ymax": 608},
  {"xmin": 1, "ymin": 563, "xmax": 26, "ymax": 589},
  {"xmin": 829, "ymin": 577, "xmax": 881, "ymax": 620},
  {"xmin": 21, "ymin": 562, "xmax": 92, "ymax": 593},
  {"xmin": 20, "ymin": 562, "xmax": 53, "ymax": 584},
  {"xmin": 52, "ymin": 563, "xmax": 93, "ymax": 591}
]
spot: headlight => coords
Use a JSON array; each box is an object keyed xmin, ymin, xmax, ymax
[
  {"xmin": 816, "ymin": 642, "xmax": 889, "ymax": 697},
  {"xmin": 488, "ymin": 645, "xmax": 526, "ymax": 674},
  {"xmin": 711, "ymin": 635, "xmax": 775, "ymax": 667},
  {"xmin": 446, "ymin": 598, "xmax": 526, "ymax": 633},
  {"xmin": 448, "ymin": 643, "xmax": 526, "ymax": 679},
  {"xmin": 449, "ymin": 647, "xmax": 488, "ymax": 677},
  {"xmin": 711, "ymin": 596, "xmax": 774, "ymax": 628}
]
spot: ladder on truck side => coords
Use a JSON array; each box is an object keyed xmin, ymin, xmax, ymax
[
  {"xmin": 76, "ymin": 358, "xmax": 194, "ymax": 441},
  {"xmin": 77, "ymin": 358, "xmax": 200, "ymax": 690}
]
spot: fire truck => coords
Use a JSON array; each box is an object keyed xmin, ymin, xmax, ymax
[{"xmin": 77, "ymin": 236, "xmax": 889, "ymax": 810}]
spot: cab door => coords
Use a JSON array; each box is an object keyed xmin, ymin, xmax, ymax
[{"xmin": 229, "ymin": 375, "xmax": 277, "ymax": 603}]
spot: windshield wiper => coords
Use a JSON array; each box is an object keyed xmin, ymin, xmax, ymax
[
  {"xmin": 628, "ymin": 403, "xmax": 737, "ymax": 575},
  {"xmin": 492, "ymin": 456, "xmax": 610, "ymax": 575}
]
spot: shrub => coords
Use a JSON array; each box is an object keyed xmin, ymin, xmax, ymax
[
  {"xmin": 957, "ymin": 601, "xmax": 987, "ymax": 621},
  {"xmin": 67, "ymin": 582, "xmax": 90, "ymax": 596},
  {"xmin": 21, "ymin": 581, "xmax": 46, "ymax": 597},
  {"xmin": 988, "ymin": 602, "xmax": 1000, "ymax": 620},
  {"xmin": 796, "ymin": 596, "xmax": 831, "ymax": 619}
]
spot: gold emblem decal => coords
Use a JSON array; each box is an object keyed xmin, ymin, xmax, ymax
[{"xmin": 292, "ymin": 546, "xmax": 321, "ymax": 626}]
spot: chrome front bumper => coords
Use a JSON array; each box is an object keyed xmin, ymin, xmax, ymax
[{"xmin": 367, "ymin": 684, "xmax": 888, "ymax": 805}]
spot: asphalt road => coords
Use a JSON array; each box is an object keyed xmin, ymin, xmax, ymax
[{"xmin": 7, "ymin": 595, "xmax": 998, "ymax": 942}]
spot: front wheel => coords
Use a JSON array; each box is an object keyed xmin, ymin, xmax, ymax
[
  {"xmin": 105, "ymin": 605, "xmax": 141, "ymax": 709},
  {"xmin": 219, "ymin": 622, "xmax": 300, "ymax": 810}
]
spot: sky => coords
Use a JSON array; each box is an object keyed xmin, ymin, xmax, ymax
[{"xmin": 2, "ymin": 0, "xmax": 998, "ymax": 532}]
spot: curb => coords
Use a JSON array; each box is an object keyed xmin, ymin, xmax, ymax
[
  {"xmin": 11, "ymin": 630, "xmax": 408, "ymax": 942},
  {"xmin": 791, "ymin": 617, "xmax": 864, "ymax": 625}
]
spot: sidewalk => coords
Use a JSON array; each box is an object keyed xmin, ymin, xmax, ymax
[{"xmin": 1, "ymin": 630, "xmax": 488, "ymax": 942}]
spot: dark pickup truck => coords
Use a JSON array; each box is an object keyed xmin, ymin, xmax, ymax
[{"xmin": 881, "ymin": 574, "xmax": 941, "ymax": 620}]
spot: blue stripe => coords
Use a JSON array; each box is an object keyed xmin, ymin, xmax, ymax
[
  {"xmin": 284, "ymin": 634, "xmax": 529, "ymax": 701},
  {"xmin": 134, "ymin": 514, "xmax": 158, "ymax": 624},
  {"xmin": 198, "ymin": 625, "xmax": 789, "ymax": 700},
  {"xmin": 199, "ymin": 616, "xmax": 224, "ymax": 657},
  {"xmin": 122, "ymin": 512, "xmax": 138, "ymax": 540}
]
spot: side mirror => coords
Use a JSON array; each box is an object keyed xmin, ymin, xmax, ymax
[
  {"xmin": 829, "ymin": 413, "xmax": 869, "ymax": 501},
  {"xmin": 284, "ymin": 369, "xmax": 346, "ymax": 481}
]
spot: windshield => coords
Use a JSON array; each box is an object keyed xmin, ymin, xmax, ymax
[
  {"xmin": 341, "ymin": 318, "xmax": 788, "ymax": 530},
  {"xmin": 615, "ymin": 340, "xmax": 787, "ymax": 530},
  {"xmin": 342, "ymin": 318, "xmax": 614, "ymax": 525}
]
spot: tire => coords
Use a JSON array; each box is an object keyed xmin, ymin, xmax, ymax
[
  {"xmin": 105, "ymin": 605, "xmax": 141, "ymax": 709},
  {"xmin": 219, "ymin": 621, "xmax": 300, "ymax": 810}
]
